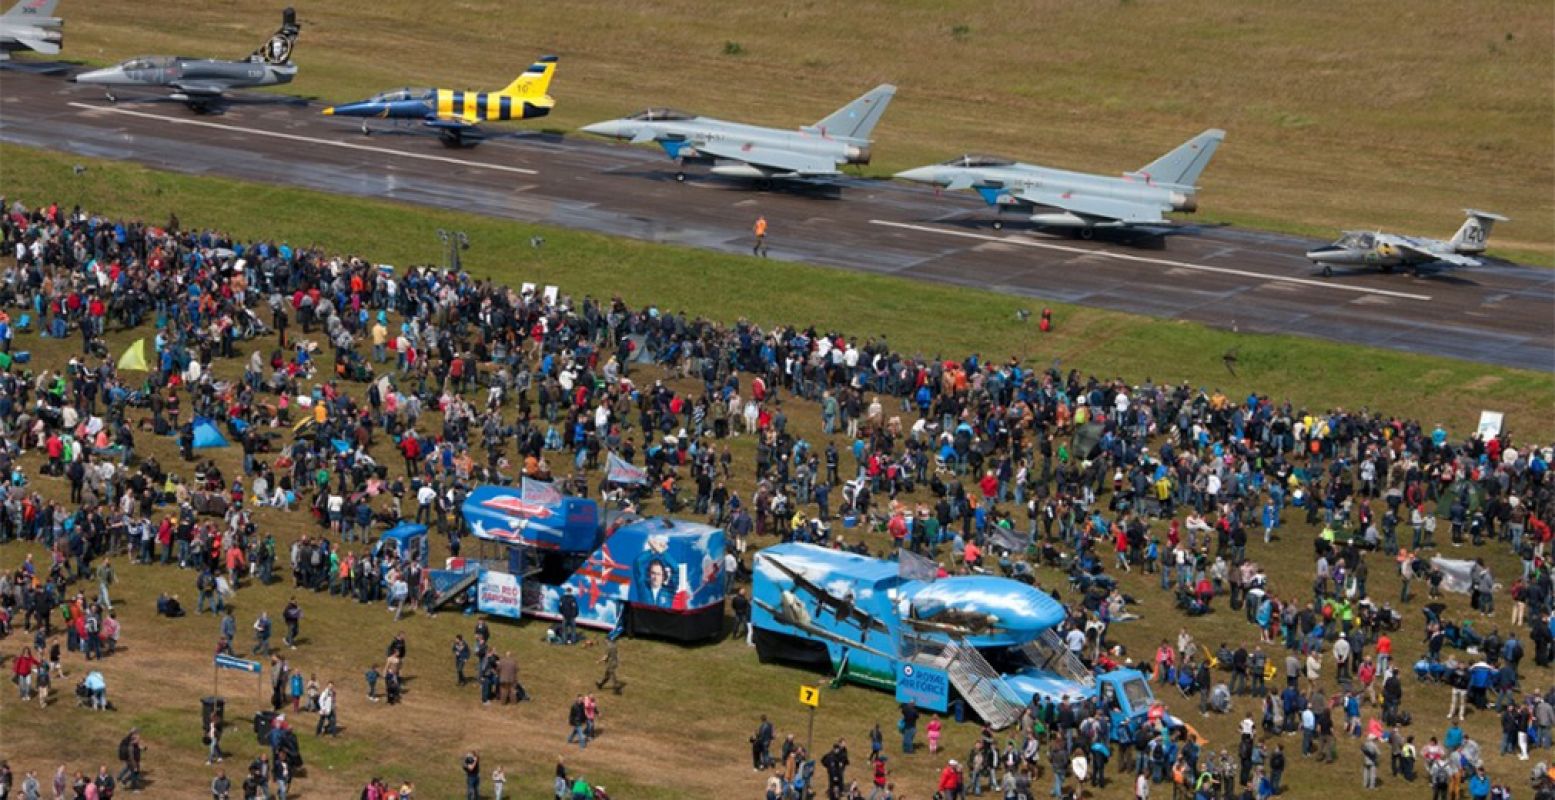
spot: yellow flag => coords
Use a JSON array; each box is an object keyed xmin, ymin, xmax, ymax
[{"xmin": 117, "ymin": 338, "xmax": 149, "ymax": 372}]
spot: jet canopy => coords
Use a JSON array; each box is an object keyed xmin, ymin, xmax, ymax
[
  {"xmin": 1336, "ymin": 231, "xmax": 1376, "ymax": 249},
  {"xmin": 368, "ymin": 88, "xmax": 434, "ymax": 103},
  {"xmin": 627, "ymin": 108, "xmax": 695, "ymax": 122},
  {"xmin": 119, "ymin": 56, "xmax": 179, "ymax": 70},
  {"xmin": 942, "ymin": 154, "xmax": 1015, "ymax": 168}
]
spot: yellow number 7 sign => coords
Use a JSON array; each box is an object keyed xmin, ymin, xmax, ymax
[{"xmin": 798, "ymin": 685, "xmax": 820, "ymax": 708}]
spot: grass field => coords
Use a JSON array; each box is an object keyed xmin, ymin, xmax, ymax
[
  {"xmin": 4, "ymin": 144, "xmax": 1552, "ymax": 444},
  {"xmin": 0, "ymin": 260, "xmax": 1543, "ymax": 799},
  {"xmin": 39, "ymin": 0, "xmax": 1555, "ymax": 265},
  {"xmin": 0, "ymin": 138, "xmax": 1551, "ymax": 797}
]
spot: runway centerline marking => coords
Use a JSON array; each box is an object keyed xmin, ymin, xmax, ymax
[
  {"xmin": 868, "ymin": 220, "xmax": 1432, "ymax": 302},
  {"xmin": 65, "ymin": 102, "xmax": 538, "ymax": 176}
]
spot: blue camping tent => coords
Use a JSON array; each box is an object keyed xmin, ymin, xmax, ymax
[{"xmin": 191, "ymin": 417, "xmax": 229, "ymax": 449}]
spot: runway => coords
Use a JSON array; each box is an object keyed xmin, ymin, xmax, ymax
[{"xmin": 2, "ymin": 71, "xmax": 1551, "ymax": 372}]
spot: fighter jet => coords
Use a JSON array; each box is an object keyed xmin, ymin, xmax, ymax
[
  {"xmin": 895, "ymin": 129, "xmax": 1225, "ymax": 237},
  {"xmin": 753, "ymin": 591, "xmax": 894, "ymax": 660},
  {"xmin": 760, "ymin": 554, "xmax": 890, "ymax": 636},
  {"xmin": 322, "ymin": 55, "xmax": 558, "ymax": 148},
  {"xmin": 902, "ymin": 609, "xmax": 1006, "ymax": 638},
  {"xmin": 1305, "ymin": 209, "xmax": 1509, "ymax": 277},
  {"xmin": 72, "ymin": 7, "xmax": 300, "ymax": 111},
  {"xmin": 0, "ymin": 0, "xmax": 62, "ymax": 61},
  {"xmin": 580, "ymin": 84, "xmax": 896, "ymax": 184}
]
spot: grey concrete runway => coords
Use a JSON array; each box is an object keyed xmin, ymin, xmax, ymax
[{"xmin": 2, "ymin": 71, "xmax": 1551, "ymax": 372}]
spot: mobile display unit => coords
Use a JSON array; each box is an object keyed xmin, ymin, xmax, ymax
[
  {"xmin": 751, "ymin": 543, "xmax": 1156, "ymax": 731},
  {"xmin": 461, "ymin": 485, "xmax": 727, "ymax": 641}
]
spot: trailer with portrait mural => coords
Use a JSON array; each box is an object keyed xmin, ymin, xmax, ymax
[{"xmin": 458, "ymin": 484, "xmax": 726, "ymax": 641}]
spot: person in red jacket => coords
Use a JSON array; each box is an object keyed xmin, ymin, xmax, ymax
[
  {"xmin": 12, "ymin": 646, "xmax": 38, "ymax": 700},
  {"xmin": 938, "ymin": 759, "xmax": 964, "ymax": 799},
  {"xmin": 401, "ymin": 434, "xmax": 421, "ymax": 478}
]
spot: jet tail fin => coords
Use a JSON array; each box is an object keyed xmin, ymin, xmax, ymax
[
  {"xmin": 1127, "ymin": 128, "xmax": 1225, "ymax": 191},
  {"xmin": 2, "ymin": 0, "xmax": 60, "ymax": 20},
  {"xmin": 804, "ymin": 83, "xmax": 896, "ymax": 141},
  {"xmin": 248, "ymin": 6, "xmax": 300, "ymax": 65},
  {"xmin": 500, "ymin": 55, "xmax": 559, "ymax": 98},
  {"xmin": 1448, "ymin": 209, "xmax": 1508, "ymax": 254}
]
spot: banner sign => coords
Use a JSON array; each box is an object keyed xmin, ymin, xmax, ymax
[
  {"xmin": 895, "ymin": 662, "xmax": 949, "ymax": 712},
  {"xmin": 477, "ymin": 571, "xmax": 523, "ymax": 619},
  {"xmin": 214, "ymin": 654, "xmax": 262, "ymax": 674}
]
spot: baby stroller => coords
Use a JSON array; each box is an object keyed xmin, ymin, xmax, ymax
[{"xmin": 785, "ymin": 758, "xmax": 817, "ymax": 800}]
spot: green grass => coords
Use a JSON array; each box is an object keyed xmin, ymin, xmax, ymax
[
  {"xmin": 34, "ymin": 0, "xmax": 1555, "ymax": 266},
  {"xmin": 4, "ymin": 143, "xmax": 1551, "ymax": 441}
]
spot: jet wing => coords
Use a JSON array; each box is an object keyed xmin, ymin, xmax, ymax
[
  {"xmin": 1396, "ymin": 242, "xmax": 1479, "ymax": 268},
  {"xmin": 13, "ymin": 36, "xmax": 61, "ymax": 55},
  {"xmin": 695, "ymin": 141, "xmax": 838, "ymax": 176},
  {"xmin": 170, "ymin": 82, "xmax": 229, "ymax": 97},
  {"xmin": 1010, "ymin": 188, "xmax": 1164, "ymax": 224},
  {"xmin": 425, "ymin": 116, "xmax": 480, "ymax": 130}
]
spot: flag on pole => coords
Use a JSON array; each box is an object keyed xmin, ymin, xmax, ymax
[
  {"xmin": 521, "ymin": 477, "xmax": 562, "ymax": 506},
  {"xmin": 897, "ymin": 549, "xmax": 940, "ymax": 582},
  {"xmin": 117, "ymin": 338, "xmax": 149, "ymax": 371},
  {"xmin": 605, "ymin": 452, "xmax": 647, "ymax": 485}
]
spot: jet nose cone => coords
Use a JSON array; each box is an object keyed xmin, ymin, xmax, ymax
[
  {"xmin": 580, "ymin": 120, "xmax": 627, "ymax": 139},
  {"xmin": 893, "ymin": 166, "xmax": 942, "ymax": 185},
  {"xmin": 321, "ymin": 107, "xmax": 335, "ymax": 116}
]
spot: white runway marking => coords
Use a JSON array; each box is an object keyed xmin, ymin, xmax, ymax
[
  {"xmin": 868, "ymin": 219, "xmax": 1433, "ymax": 302},
  {"xmin": 66, "ymin": 102, "xmax": 538, "ymax": 176}
]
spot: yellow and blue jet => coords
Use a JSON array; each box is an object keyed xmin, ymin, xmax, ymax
[{"xmin": 323, "ymin": 55, "xmax": 557, "ymax": 147}]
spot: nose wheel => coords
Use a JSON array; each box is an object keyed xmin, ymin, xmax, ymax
[
  {"xmin": 675, "ymin": 171, "xmax": 686, "ymax": 182},
  {"xmin": 991, "ymin": 220, "xmax": 1004, "ymax": 231},
  {"xmin": 1321, "ymin": 265, "xmax": 1333, "ymax": 278},
  {"xmin": 105, "ymin": 91, "xmax": 117, "ymax": 104}
]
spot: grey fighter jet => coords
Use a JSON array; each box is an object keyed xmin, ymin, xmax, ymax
[
  {"xmin": 1305, "ymin": 210, "xmax": 1509, "ymax": 277},
  {"xmin": 580, "ymin": 84, "xmax": 895, "ymax": 184},
  {"xmin": 0, "ymin": 0, "xmax": 63, "ymax": 61},
  {"xmin": 895, "ymin": 129, "xmax": 1225, "ymax": 237},
  {"xmin": 72, "ymin": 7, "xmax": 300, "ymax": 111}
]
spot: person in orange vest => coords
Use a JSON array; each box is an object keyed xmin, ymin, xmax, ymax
[{"xmin": 753, "ymin": 216, "xmax": 768, "ymax": 257}]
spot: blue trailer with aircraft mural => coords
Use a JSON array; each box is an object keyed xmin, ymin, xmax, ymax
[
  {"xmin": 455, "ymin": 485, "xmax": 727, "ymax": 641},
  {"xmin": 750, "ymin": 543, "xmax": 1160, "ymax": 732}
]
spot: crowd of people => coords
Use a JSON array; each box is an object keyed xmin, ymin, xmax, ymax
[{"xmin": 0, "ymin": 196, "xmax": 1552, "ymax": 800}]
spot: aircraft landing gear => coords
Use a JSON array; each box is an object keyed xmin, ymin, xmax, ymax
[
  {"xmin": 1079, "ymin": 227, "xmax": 1095, "ymax": 240},
  {"xmin": 1321, "ymin": 265, "xmax": 1333, "ymax": 278},
  {"xmin": 439, "ymin": 131, "xmax": 463, "ymax": 148},
  {"xmin": 674, "ymin": 171, "xmax": 686, "ymax": 182},
  {"xmin": 105, "ymin": 91, "xmax": 117, "ymax": 104},
  {"xmin": 991, "ymin": 220, "xmax": 1004, "ymax": 231},
  {"xmin": 360, "ymin": 121, "xmax": 371, "ymax": 136}
]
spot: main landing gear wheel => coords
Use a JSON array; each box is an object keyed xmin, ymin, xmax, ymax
[
  {"xmin": 1079, "ymin": 228, "xmax": 1095, "ymax": 240},
  {"xmin": 991, "ymin": 220, "xmax": 1004, "ymax": 231},
  {"xmin": 361, "ymin": 122, "xmax": 371, "ymax": 137},
  {"xmin": 675, "ymin": 171, "xmax": 686, "ymax": 183},
  {"xmin": 1321, "ymin": 265, "xmax": 1333, "ymax": 278}
]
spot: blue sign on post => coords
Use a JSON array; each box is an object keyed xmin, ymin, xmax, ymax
[
  {"xmin": 895, "ymin": 662, "xmax": 949, "ymax": 712},
  {"xmin": 214, "ymin": 654, "xmax": 263, "ymax": 674}
]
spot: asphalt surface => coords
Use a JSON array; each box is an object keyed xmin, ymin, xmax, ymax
[{"xmin": 2, "ymin": 71, "xmax": 1552, "ymax": 372}]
